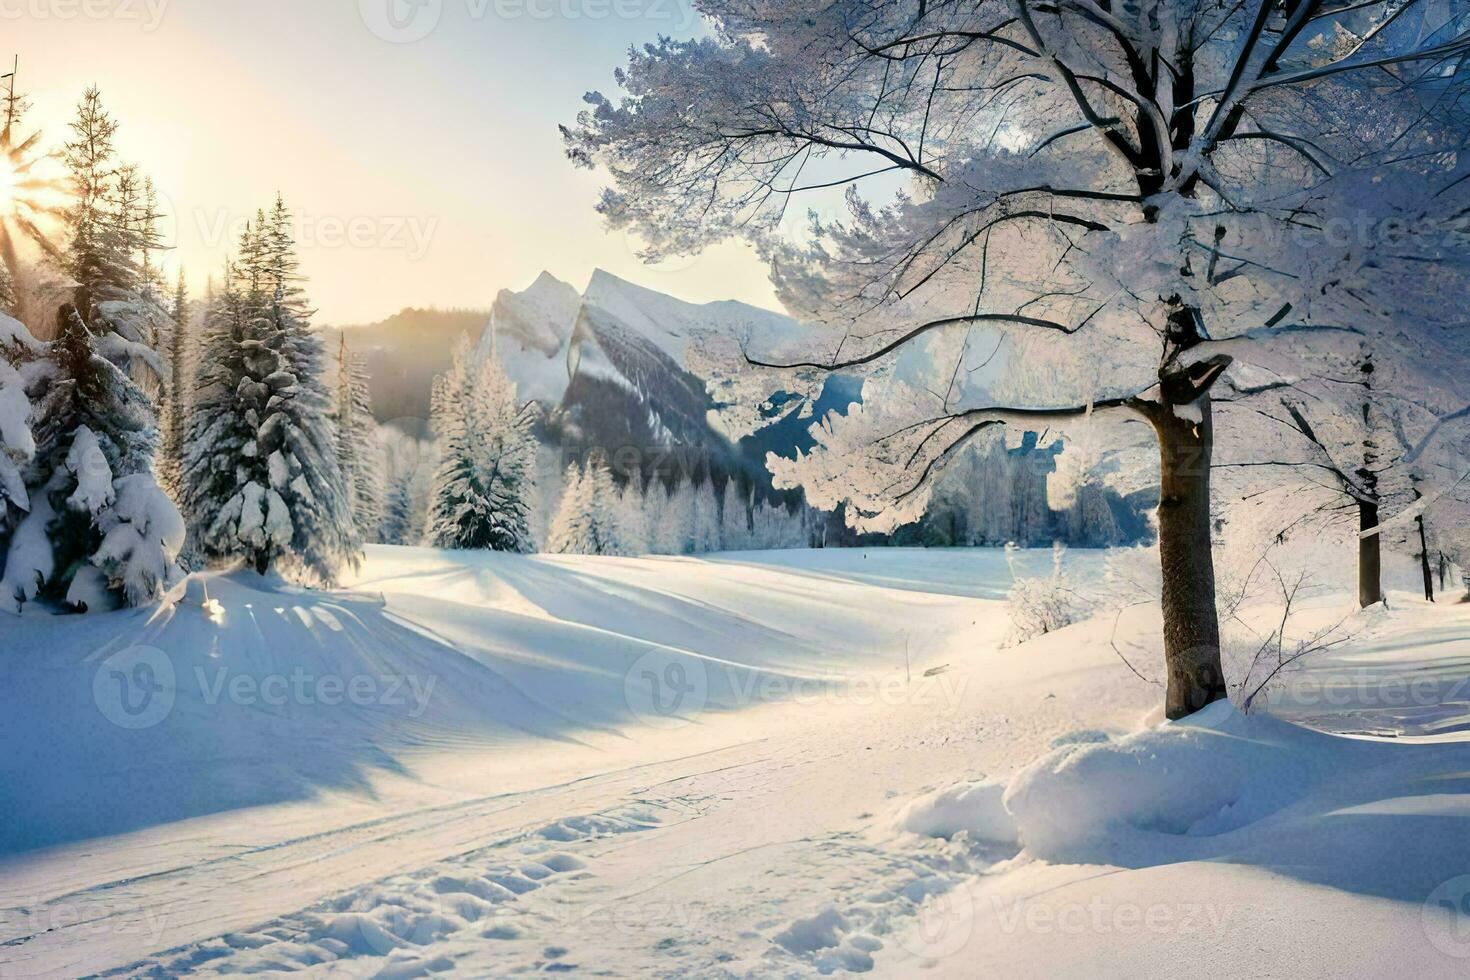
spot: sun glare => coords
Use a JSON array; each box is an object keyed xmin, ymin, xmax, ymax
[{"xmin": 0, "ymin": 157, "xmax": 16, "ymax": 213}]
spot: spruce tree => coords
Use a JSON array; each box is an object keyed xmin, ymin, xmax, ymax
[
  {"xmin": 182, "ymin": 214, "xmax": 359, "ymax": 583},
  {"xmin": 692, "ymin": 475, "xmax": 721, "ymax": 553},
  {"xmin": 63, "ymin": 87, "xmax": 127, "ymax": 305},
  {"xmin": 1, "ymin": 87, "xmax": 182, "ymax": 611},
  {"xmin": 62, "ymin": 88, "xmax": 167, "ymax": 387},
  {"xmin": 615, "ymin": 466, "xmax": 650, "ymax": 556},
  {"xmin": 644, "ymin": 479, "xmax": 671, "ymax": 554},
  {"xmin": 720, "ymin": 477, "xmax": 749, "ymax": 551},
  {"xmin": 0, "ymin": 313, "xmax": 39, "ymax": 567},
  {"xmin": 380, "ymin": 478, "xmax": 416, "ymax": 546},
  {"xmin": 336, "ymin": 337, "xmax": 384, "ymax": 541},
  {"xmin": 158, "ymin": 270, "xmax": 190, "ymax": 498},
  {"xmin": 548, "ymin": 454, "xmax": 623, "ymax": 556},
  {"xmin": 656, "ymin": 477, "xmax": 695, "ymax": 555},
  {"xmin": 426, "ymin": 338, "xmax": 538, "ymax": 552},
  {"xmin": 2, "ymin": 304, "xmax": 182, "ymax": 610}
]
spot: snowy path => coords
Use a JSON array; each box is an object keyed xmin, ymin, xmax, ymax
[{"xmin": 4, "ymin": 548, "xmax": 1470, "ymax": 977}]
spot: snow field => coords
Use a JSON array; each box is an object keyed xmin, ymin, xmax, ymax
[{"xmin": 4, "ymin": 547, "xmax": 1470, "ymax": 977}]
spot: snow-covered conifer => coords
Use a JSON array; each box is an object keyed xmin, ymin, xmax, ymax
[
  {"xmin": 548, "ymin": 453, "xmax": 620, "ymax": 555},
  {"xmin": 720, "ymin": 478, "xmax": 749, "ymax": 551},
  {"xmin": 615, "ymin": 466, "xmax": 650, "ymax": 556},
  {"xmin": 425, "ymin": 338, "xmax": 538, "ymax": 552},
  {"xmin": 4, "ymin": 304, "xmax": 181, "ymax": 610},
  {"xmin": 158, "ymin": 270, "xmax": 191, "ymax": 499},
  {"xmin": 692, "ymin": 475, "xmax": 720, "ymax": 553},
  {"xmin": 337, "ymin": 338, "xmax": 385, "ymax": 541},
  {"xmin": 61, "ymin": 89, "xmax": 168, "ymax": 387},
  {"xmin": 655, "ymin": 476, "xmax": 695, "ymax": 555},
  {"xmin": 379, "ymin": 427, "xmax": 434, "ymax": 547},
  {"xmin": 0, "ymin": 313, "xmax": 40, "ymax": 561},
  {"xmin": 182, "ymin": 215, "xmax": 359, "ymax": 583},
  {"xmin": 643, "ymin": 478, "xmax": 672, "ymax": 554},
  {"xmin": 380, "ymin": 480, "xmax": 415, "ymax": 546}
]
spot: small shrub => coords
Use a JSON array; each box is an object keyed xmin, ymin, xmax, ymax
[{"xmin": 1003, "ymin": 543, "xmax": 1091, "ymax": 647}]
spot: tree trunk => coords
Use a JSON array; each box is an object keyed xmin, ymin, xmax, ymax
[
  {"xmin": 1418, "ymin": 515, "xmax": 1435, "ymax": 602},
  {"xmin": 1358, "ymin": 500, "xmax": 1383, "ymax": 608},
  {"xmin": 254, "ymin": 552, "xmax": 271, "ymax": 576},
  {"xmin": 1151, "ymin": 402, "xmax": 1227, "ymax": 720}
]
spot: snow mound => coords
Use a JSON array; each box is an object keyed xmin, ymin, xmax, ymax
[
  {"xmin": 1004, "ymin": 700, "xmax": 1470, "ymax": 868},
  {"xmin": 894, "ymin": 779, "xmax": 1018, "ymax": 844}
]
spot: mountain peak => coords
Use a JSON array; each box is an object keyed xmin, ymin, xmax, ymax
[{"xmin": 530, "ymin": 270, "xmax": 576, "ymax": 294}]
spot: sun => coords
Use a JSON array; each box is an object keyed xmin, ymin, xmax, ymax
[{"xmin": 0, "ymin": 62, "xmax": 67, "ymax": 287}]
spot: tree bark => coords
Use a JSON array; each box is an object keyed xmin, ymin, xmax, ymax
[
  {"xmin": 1418, "ymin": 515, "xmax": 1435, "ymax": 602},
  {"xmin": 1358, "ymin": 500, "xmax": 1383, "ymax": 608},
  {"xmin": 1149, "ymin": 399, "xmax": 1227, "ymax": 720}
]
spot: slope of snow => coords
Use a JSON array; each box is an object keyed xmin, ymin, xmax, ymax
[{"xmin": 3, "ymin": 548, "xmax": 1470, "ymax": 978}]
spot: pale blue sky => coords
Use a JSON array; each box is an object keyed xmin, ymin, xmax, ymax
[{"xmin": 5, "ymin": 0, "xmax": 781, "ymax": 322}]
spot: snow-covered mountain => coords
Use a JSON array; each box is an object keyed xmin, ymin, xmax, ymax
[{"xmin": 477, "ymin": 270, "xmax": 808, "ymax": 478}]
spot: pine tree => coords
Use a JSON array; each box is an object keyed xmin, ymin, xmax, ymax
[
  {"xmin": 425, "ymin": 338, "xmax": 538, "ymax": 552},
  {"xmin": 62, "ymin": 88, "xmax": 167, "ymax": 388},
  {"xmin": 379, "ymin": 427, "xmax": 433, "ymax": 547},
  {"xmin": 63, "ymin": 87, "xmax": 127, "ymax": 306},
  {"xmin": 380, "ymin": 479, "xmax": 415, "ymax": 546},
  {"xmin": 644, "ymin": 479, "xmax": 671, "ymax": 554},
  {"xmin": 692, "ymin": 475, "xmax": 721, "ymax": 553},
  {"xmin": 615, "ymin": 466, "xmax": 650, "ymax": 555},
  {"xmin": 2, "ymin": 304, "xmax": 182, "ymax": 610},
  {"xmin": 261, "ymin": 194, "xmax": 307, "ymax": 315},
  {"xmin": 655, "ymin": 476, "xmax": 695, "ymax": 554},
  {"xmin": 136, "ymin": 177, "xmax": 166, "ymax": 303},
  {"xmin": 1, "ymin": 88, "xmax": 182, "ymax": 611},
  {"xmin": 548, "ymin": 463, "xmax": 593, "ymax": 554},
  {"xmin": 182, "ymin": 215, "xmax": 359, "ymax": 583},
  {"xmin": 548, "ymin": 453, "xmax": 620, "ymax": 555},
  {"xmin": 752, "ymin": 498, "xmax": 806, "ymax": 551},
  {"xmin": 0, "ymin": 313, "xmax": 39, "ymax": 564},
  {"xmin": 158, "ymin": 270, "xmax": 190, "ymax": 498},
  {"xmin": 721, "ymin": 477, "xmax": 749, "ymax": 551},
  {"xmin": 336, "ymin": 338, "xmax": 384, "ymax": 541}
]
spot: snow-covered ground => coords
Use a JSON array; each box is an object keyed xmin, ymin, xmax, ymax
[{"xmin": 2, "ymin": 547, "xmax": 1469, "ymax": 978}]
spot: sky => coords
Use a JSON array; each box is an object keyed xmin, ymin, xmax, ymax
[{"xmin": 4, "ymin": 0, "xmax": 782, "ymax": 324}]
